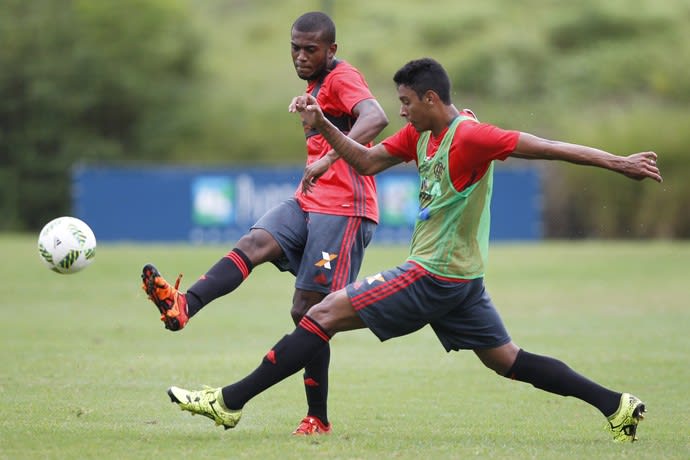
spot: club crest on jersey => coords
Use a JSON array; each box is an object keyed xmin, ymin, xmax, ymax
[
  {"xmin": 433, "ymin": 161, "xmax": 445, "ymax": 180},
  {"xmin": 315, "ymin": 251, "xmax": 338, "ymax": 269}
]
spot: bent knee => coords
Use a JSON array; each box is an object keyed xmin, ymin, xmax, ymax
[
  {"xmin": 475, "ymin": 342, "xmax": 520, "ymax": 375},
  {"xmin": 304, "ymin": 290, "xmax": 357, "ymax": 332},
  {"xmin": 290, "ymin": 300, "xmax": 316, "ymax": 324},
  {"xmin": 235, "ymin": 229, "xmax": 282, "ymax": 264},
  {"xmin": 291, "ymin": 290, "xmax": 325, "ymax": 324}
]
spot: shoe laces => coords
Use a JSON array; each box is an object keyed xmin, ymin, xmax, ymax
[{"xmin": 156, "ymin": 273, "xmax": 184, "ymax": 320}]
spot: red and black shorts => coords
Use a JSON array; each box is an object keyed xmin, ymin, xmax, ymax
[
  {"xmin": 253, "ymin": 198, "xmax": 376, "ymax": 294},
  {"xmin": 346, "ymin": 261, "xmax": 511, "ymax": 351}
]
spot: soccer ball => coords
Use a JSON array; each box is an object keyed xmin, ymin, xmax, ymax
[{"xmin": 38, "ymin": 216, "xmax": 97, "ymax": 274}]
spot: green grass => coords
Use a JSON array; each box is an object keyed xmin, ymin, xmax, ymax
[{"xmin": 2, "ymin": 235, "xmax": 689, "ymax": 459}]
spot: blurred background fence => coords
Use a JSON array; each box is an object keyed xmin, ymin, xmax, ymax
[{"xmin": 73, "ymin": 164, "xmax": 540, "ymax": 243}]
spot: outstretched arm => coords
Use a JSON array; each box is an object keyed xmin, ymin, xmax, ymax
[
  {"xmin": 290, "ymin": 94, "xmax": 402, "ymax": 180},
  {"xmin": 511, "ymin": 132, "xmax": 663, "ymax": 182}
]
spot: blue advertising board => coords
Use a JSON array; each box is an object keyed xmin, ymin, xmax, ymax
[{"xmin": 73, "ymin": 164, "xmax": 541, "ymax": 243}]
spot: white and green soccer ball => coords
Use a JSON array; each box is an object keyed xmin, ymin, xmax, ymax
[{"xmin": 38, "ymin": 216, "xmax": 97, "ymax": 274}]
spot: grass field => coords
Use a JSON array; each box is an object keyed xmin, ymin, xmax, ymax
[{"xmin": 2, "ymin": 235, "xmax": 689, "ymax": 459}]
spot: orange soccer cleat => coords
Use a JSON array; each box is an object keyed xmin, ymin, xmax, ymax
[{"xmin": 141, "ymin": 264, "xmax": 189, "ymax": 331}]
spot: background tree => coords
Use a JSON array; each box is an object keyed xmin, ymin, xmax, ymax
[
  {"xmin": 2, "ymin": 0, "xmax": 688, "ymax": 237},
  {"xmin": 0, "ymin": 0, "xmax": 203, "ymax": 230}
]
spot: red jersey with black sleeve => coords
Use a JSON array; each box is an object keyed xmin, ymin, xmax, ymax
[
  {"xmin": 381, "ymin": 114, "xmax": 520, "ymax": 192},
  {"xmin": 294, "ymin": 60, "xmax": 379, "ymax": 223}
]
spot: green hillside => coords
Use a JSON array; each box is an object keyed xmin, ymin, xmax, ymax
[
  {"xmin": 188, "ymin": 0, "xmax": 690, "ymax": 164},
  {"xmin": 180, "ymin": 0, "xmax": 690, "ymax": 238},
  {"xmin": 2, "ymin": 0, "xmax": 688, "ymax": 235}
]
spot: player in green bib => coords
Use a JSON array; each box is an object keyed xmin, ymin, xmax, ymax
[
  {"xmin": 163, "ymin": 58, "xmax": 662, "ymax": 443},
  {"xmin": 410, "ymin": 114, "xmax": 492, "ymax": 279}
]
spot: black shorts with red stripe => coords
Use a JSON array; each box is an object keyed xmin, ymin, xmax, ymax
[
  {"xmin": 253, "ymin": 198, "xmax": 376, "ymax": 294},
  {"xmin": 346, "ymin": 261, "xmax": 511, "ymax": 351}
]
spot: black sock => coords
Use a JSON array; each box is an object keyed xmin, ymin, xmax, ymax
[
  {"xmin": 185, "ymin": 248, "xmax": 253, "ymax": 317},
  {"xmin": 303, "ymin": 344, "xmax": 330, "ymax": 425},
  {"xmin": 222, "ymin": 316, "xmax": 330, "ymax": 410},
  {"xmin": 505, "ymin": 349, "xmax": 621, "ymax": 417}
]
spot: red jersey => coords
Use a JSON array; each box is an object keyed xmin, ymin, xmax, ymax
[
  {"xmin": 294, "ymin": 60, "xmax": 379, "ymax": 223},
  {"xmin": 381, "ymin": 115, "xmax": 520, "ymax": 192}
]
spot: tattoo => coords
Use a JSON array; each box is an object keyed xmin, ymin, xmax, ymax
[{"xmin": 319, "ymin": 120, "xmax": 368, "ymax": 171}]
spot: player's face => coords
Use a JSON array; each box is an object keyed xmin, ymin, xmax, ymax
[
  {"xmin": 291, "ymin": 29, "xmax": 335, "ymax": 81},
  {"xmin": 397, "ymin": 85, "xmax": 432, "ymax": 132}
]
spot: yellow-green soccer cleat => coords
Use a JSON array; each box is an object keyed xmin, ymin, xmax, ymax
[
  {"xmin": 606, "ymin": 393, "xmax": 646, "ymax": 442},
  {"xmin": 167, "ymin": 386, "xmax": 242, "ymax": 430}
]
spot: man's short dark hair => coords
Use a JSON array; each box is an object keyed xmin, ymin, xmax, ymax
[
  {"xmin": 292, "ymin": 11, "xmax": 336, "ymax": 44},
  {"xmin": 393, "ymin": 58, "xmax": 452, "ymax": 104}
]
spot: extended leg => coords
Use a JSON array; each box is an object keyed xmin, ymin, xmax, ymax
[{"xmin": 475, "ymin": 343, "xmax": 646, "ymax": 441}]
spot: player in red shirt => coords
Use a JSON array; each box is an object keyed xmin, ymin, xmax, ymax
[
  {"xmin": 297, "ymin": 57, "xmax": 380, "ymax": 222},
  {"xmin": 140, "ymin": 11, "xmax": 388, "ymax": 435},
  {"xmin": 161, "ymin": 58, "xmax": 661, "ymax": 443},
  {"xmin": 381, "ymin": 111, "xmax": 518, "ymax": 193}
]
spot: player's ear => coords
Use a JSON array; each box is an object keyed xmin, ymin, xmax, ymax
[
  {"xmin": 328, "ymin": 43, "xmax": 337, "ymax": 59},
  {"xmin": 423, "ymin": 90, "xmax": 436, "ymax": 105}
]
